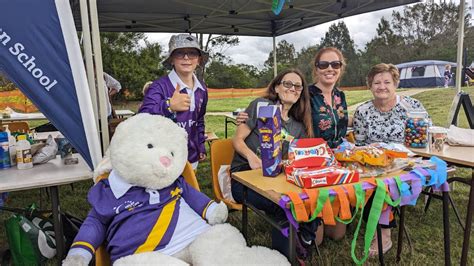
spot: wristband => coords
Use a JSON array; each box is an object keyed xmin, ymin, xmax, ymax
[{"xmin": 165, "ymin": 98, "xmax": 176, "ymax": 119}]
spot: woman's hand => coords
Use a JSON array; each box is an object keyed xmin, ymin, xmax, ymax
[
  {"xmin": 199, "ymin": 153, "xmax": 207, "ymax": 162},
  {"xmin": 247, "ymin": 153, "xmax": 262, "ymax": 170},
  {"xmin": 236, "ymin": 112, "xmax": 249, "ymax": 125}
]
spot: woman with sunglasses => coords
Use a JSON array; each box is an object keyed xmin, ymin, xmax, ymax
[
  {"xmin": 139, "ymin": 34, "xmax": 209, "ymax": 169},
  {"xmin": 309, "ymin": 47, "xmax": 348, "ymax": 149},
  {"xmin": 230, "ymin": 69, "xmax": 318, "ymax": 262},
  {"xmin": 308, "ymin": 47, "xmax": 350, "ymax": 241}
]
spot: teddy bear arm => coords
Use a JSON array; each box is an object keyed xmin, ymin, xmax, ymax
[{"xmin": 66, "ymin": 209, "xmax": 108, "ymax": 263}]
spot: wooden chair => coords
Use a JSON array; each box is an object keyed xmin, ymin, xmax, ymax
[
  {"xmin": 2, "ymin": 121, "xmax": 29, "ymax": 133},
  {"xmin": 210, "ymin": 139, "xmax": 242, "ymax": 210},
  {"xmin": 94, "ymin": 161, "xmax": 200, "ymax": 266}
]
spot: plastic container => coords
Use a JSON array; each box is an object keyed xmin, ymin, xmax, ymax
[
  {"xmin": 16, "ymin": 134, "xmax": 33, "ymax": 170},
  {"xmin": 429, "ymin": 126, "xmax": 448, "ymax": 152},
  {"xmin": 0, "ymin": 132, "xmax": 11, "ymax": 169},
  {"xmin": 404, "ymin": 110, "xmax": 429, "ymax": 148},
  {"xmin": 3, "ymin": 125, "xmax": 16, "ymax": 166}
]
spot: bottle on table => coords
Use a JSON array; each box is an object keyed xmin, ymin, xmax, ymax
[
  {"xmin": 3, "ymin": 125, "xmax": 16, "ymax": 166},
  {"xmin": 16, "ymin": 134, "xmax": 33, "ymax": 170},
  {"xmin": 0, "ymin": 132, "xmax": 11, "ymax": 169}
]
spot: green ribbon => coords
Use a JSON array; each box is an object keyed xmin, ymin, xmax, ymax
[{"xmin": 351, "ymin": 179, "xmax": 387, "ymax": 265}]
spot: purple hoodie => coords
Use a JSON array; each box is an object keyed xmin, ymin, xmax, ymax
[{"xmin": 139, "ymin": 74, "xmax": 207, "ymax": 163}]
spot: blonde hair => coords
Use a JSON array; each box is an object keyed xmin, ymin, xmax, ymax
[
  {"xmin": 142, "ymin": 81, "xmax": 153, "ymax": 95},
  {"xmin": 366, "ymin": 63, "xmax": 400, "ymax": 88}
]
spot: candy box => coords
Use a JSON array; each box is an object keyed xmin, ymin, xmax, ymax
[
  {"xmin": 285, "ymin": 165, "xmax": 360, "ymax": 188},
  {"xmin": 258, "ymin": 105, "xmax": 282, "ymax": 177},
  {"xmin": 287, "ymin": 138, "xmax": 338, "ymax": 168}
]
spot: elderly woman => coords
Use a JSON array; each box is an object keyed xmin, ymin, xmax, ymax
[
  {"xmin": 353, "ymin": 63, "xmax": 427, "ymax": 255},
  {"xmin": 353, "ymin": 63, "xmax": 426, "ymax": 146},
  {"xmin": 231, "ymin": 69, "xmax": 316, "ymax": 262}
]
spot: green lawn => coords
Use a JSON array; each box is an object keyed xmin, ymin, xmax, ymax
[{"xmin": 1, "ymin": 87, "xmax": 473, "ymax": 265}]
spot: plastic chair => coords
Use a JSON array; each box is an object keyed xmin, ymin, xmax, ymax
[
  {"xmin": 210, "ymin": 139, "xmax": 242, "ymax": 211},
  {"xmin": 94, "ymin": 161, "xmax": 199, "ymax": 266}
]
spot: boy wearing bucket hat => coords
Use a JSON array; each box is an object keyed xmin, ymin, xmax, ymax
[{"xmin": 139, "ymin": 34, "xmax": 209, "ymax": 169}]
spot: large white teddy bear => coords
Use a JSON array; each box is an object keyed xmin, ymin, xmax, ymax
[{"xmin": 63, "ymin": 113, "xmax": 289, "ymax": 265}]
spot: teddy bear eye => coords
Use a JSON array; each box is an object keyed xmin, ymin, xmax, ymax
[
  {"xmin": 147, "ymin": 144, "xmax": 153, "ymax": 149},
  {"xmin": 171, "ymin": 151, "xmax": 174, "ymax": 157}
]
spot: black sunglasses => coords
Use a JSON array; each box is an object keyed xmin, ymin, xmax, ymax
[
  {"xmin": 315, "ymin": 60, "xmax": 342, "ymax": 70},
  {"xmin": 172, "ymin": 49, "xmax": 201, "ymax": 59},
  {"xmin": 279, "ymin": 80, "xmax": 303, "ymax": 91}
]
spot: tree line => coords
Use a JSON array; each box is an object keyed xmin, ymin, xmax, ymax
[{"xmin": 1, "ymin": 2, "xmax": 472, "ymax": 99}]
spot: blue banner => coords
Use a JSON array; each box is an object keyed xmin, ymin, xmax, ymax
[{"xmin": 0, "ymin": 0, "xmax": 100, "ymax": 169}]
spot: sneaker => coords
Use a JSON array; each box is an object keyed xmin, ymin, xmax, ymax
[
  {"xmin": 295, "ymin": 232, "xmax": 313, "ymax": 263},
  {"xmin": 369, "ymin": 229, "xmax": 393, "ymax": 257}
]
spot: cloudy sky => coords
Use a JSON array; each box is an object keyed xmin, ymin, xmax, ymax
[{"xmin": 146, "ymin": 1, "xmax": 473, "ymax": 69}]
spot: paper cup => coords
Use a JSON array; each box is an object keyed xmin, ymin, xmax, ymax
[{"xmin": 429, "ymin": 126, "xmax": 448, "ymax": 152}]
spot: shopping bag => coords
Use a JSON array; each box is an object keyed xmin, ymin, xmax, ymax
[
  {"xmin": 4, "ymin": 213, "xmax": 56, "ymax": 265},
  {"xmin": 61, "ymin": 212, "xmax": 83, "ymax": 251}
]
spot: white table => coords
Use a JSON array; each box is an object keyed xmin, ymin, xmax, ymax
[
  {"xmin": 0, "ymin": 154, "xmax": 92, "ymax": 260},
  {"xmin": 1, "ymin": 109, "xmax": 135, "ymax": 122},
  {"xmin": 115, "ymin": 109, "xmax": 134, "ymax": 118},
  {"xmin": 33, "ymin": 131, "xmax": 63, "ymax": 142},
  {"xmin": 411, "ymin": 145, "xmax": 474, "ymax": 265}
]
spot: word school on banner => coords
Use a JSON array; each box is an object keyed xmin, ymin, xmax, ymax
[{"xmin": 0, "ymin": 28, "xmax": 57, "ymax": 92}]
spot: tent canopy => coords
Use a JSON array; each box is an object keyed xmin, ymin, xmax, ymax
[
  {"xmin": 396, "ymin": 60, "xmax": 456, "ymax": 69},
  {"xmin": 70, "ymin": 0, "xmax": 419, "ymax": 36},
  {"xmin": 396, "ymin": 60, "xmax": 457, "ymax": 88}
]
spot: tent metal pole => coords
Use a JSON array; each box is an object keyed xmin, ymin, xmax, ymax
[
  {"xmin": 89, "ymin": 0, "xmax": 110, "ymax": 151},
  {"xmin": 455, "ymin": 0, "xmax": 465, "ymax": 93},
  {"xmin": 79, "ymin": 0, "xmax": 98, "ymax": 125},
  {"xmin": 273, "ymin": 35, "xmax": 277, "ymax": 77}
]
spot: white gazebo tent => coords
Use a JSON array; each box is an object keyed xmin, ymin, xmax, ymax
[{"xmin": 71, "ymin": 0, "xmax": 420, "ymax": 149}]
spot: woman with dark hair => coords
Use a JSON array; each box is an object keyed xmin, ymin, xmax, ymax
[
  {"xmin": 231, "ymin": 68, "xmax": 313, "ymax": 174},
  {"xmin": 230, "ymin": 69, "xmax": 317, "ymax": 262}
]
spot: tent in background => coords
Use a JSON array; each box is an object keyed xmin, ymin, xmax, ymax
[
  {"xmin": 0, "ymin": 0, "xmax": 101, "ymax": 169},
  {"xmin": 396, "ymin": 60, "xmax": 457, "ymax": 88}
]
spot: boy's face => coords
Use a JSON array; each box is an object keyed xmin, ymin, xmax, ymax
[{"xmin": 171, "ymin": 48, "xmax": 200, "ymax": 75}]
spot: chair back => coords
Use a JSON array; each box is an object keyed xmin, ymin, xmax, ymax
[
  {"xmin": 2, "ymin": 121, "xmax": 29, "ymax": 133},
  {"xmin": 95, "ymin": 161, "xmax": 199, "ymax": 266},
  {"xmin": 210, "ymin": 139, "xmax": 242, "ymax": 210},
  {"xmin": 182, "ymin": 161, "xmax": 200, "ymax": 191}
]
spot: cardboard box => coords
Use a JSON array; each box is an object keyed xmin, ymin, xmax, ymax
[
  {"xmin": 258, "ymin": 105, "xmax": 282, "ymax": 177},
  {"xmin": 285, "ymin": 165, "xmax": 360, "ymax": 188},
  {"xmin": 287, "ymin": 138, "xmax": 338, "ymax": 168}
]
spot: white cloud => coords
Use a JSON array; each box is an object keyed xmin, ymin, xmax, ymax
[{"xmin": 146, "ymin": 1, "xmax": 471, "ymax": 69}]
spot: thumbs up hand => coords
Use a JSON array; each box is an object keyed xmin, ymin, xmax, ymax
[{"xmin": 169, "ymin": 84, "xmax": 191, "ymax": 112}]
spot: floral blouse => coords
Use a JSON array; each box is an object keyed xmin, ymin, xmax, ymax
[
  {"xmin": 309, "ymin": 84, "xmax": 348, "ymax": 148},
  {"xmin": 352, "ymin": 95, "xmax": 426, "ymax": 145}
]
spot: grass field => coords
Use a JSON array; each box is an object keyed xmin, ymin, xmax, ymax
[{"xmin": 1, "ymin": 87, "xmax": 473, "ymax": 265}]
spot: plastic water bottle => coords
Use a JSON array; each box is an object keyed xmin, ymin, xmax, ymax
[
  {"xmin": 3, "ymin": 125, "xmax": 16, "ymax": 166},
  {"xmin": 16, "ymin": 135, "xmax": 33, "ymax": 170},
  {"xmin": 0, "ymin": 132, "xmax": 11, "ymax": 169}
]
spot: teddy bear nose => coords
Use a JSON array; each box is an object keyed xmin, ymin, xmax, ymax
[{"xmin": 159, "ymin": 156, "xmax": 172, "ymax": 167}]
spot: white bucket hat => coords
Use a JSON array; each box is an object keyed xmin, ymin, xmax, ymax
[{"xmin": 162, "ymin": 34, "xmax": 209, "ymax": 69}]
